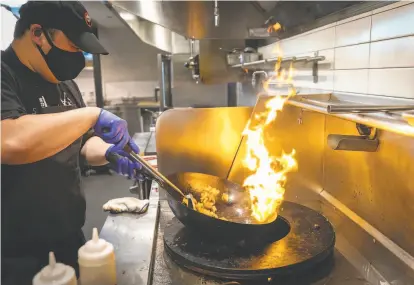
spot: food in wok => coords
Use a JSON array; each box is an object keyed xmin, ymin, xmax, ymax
[{"xmin": 182, "ymin": 185, "xmax": 230, "ymax": 221}]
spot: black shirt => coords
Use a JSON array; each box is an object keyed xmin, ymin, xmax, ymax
[{"xmin": 1, "ymin": 46, "xmax": 88, "ymax": 243}]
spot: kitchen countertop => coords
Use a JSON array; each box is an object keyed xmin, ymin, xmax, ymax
[{"xmin": 99, "ymin": 184, "xmax": 160, "ymax": 285}]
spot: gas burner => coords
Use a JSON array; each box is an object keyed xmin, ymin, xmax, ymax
[{"xmin": 163, "ymin": 201, "xmax": 335, "ymax": 281}]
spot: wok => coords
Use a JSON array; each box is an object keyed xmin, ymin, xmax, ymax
[
  {"xmin": 165, "ymin": 172, "xmax": 280, "ymax": 240},
  {"xmin": 109, "ymin": 148, "xmax": 280, "ymax": 239}
]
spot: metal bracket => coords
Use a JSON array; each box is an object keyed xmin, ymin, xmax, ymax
[
  {"xmin": 130, "ymin": 178, "xmax": 153, "ymax": 200},
  {"xmin": 356, "ymin": 123, "xmax": 378, "ymax": 140},
  {"xmin": 251, "ymin": 71, "xmax": 268, "ymax": 89},
  {"xmin": 312, "ymin": 51, "xmax": 319, "ymax": 83},
  {"xmin": 327, "ymin": 123, "xmax": 379, "ymax": 152},
  {"xmin": 297, "ymin": 109, "xmax": 304, "ymax": 125}
]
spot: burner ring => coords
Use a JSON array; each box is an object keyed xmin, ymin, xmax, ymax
[{"xmin": 163, "ymin": 201, "xmax": 335, "ymax": 280}]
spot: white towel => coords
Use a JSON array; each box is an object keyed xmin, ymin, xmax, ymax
[{"xmin": 103, "ymin": 197, "xmax": 149, "ymax": 214}]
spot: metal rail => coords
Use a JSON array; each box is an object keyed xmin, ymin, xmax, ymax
[
  {"xmin": 286, "ymin": 98, "xmax": 414, "ymax": 137},
  {"xmin": 230, "ymin": 55, "xmax": 325, "ymax": 69},
  {"xmin": 328, "ymin": 105, "xmax": 414, "ymax": 114}
]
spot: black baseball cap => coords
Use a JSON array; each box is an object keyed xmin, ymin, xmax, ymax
[{"xmin": 19, "ymin": 1, "xmax": 108, "ymax": 55}]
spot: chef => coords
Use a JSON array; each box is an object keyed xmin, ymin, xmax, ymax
[{"xmin": 1, "ymin": 1, "xmax": 141, "ymax": 284}]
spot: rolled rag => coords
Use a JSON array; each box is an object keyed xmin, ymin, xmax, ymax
[{"xmin": 103, "ymin": 197, "xmax": 149, "ymax": 214}]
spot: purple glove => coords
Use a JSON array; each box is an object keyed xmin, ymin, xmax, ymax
[
  {"xmin": 94, "ymin": 109, "xmax": 139, "ymax": 155},
  {"xmin": 106, "ymin": 150, "xmax": 142, "ymax": 179}
]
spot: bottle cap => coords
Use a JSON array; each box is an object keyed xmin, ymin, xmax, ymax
[
  {"xmin": 78, "ymin": 228, "xmax": 114, "ymax": 266},
  {"xmin": 33, "ymin": 252, "xmax": 76, "ymax": 285}
]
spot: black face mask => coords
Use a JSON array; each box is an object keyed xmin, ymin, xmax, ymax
[{"xmin": 36, "ymin": 31, "xmax": 85, "ymax": 81}]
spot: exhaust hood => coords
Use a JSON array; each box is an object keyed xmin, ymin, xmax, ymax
[
  {"xmin": 111, "ymin": 5, "xmax": 196, "ymax": 55},
  {"xmin": 107, "ymin": 1, "xmax": 393, "ymax": 42}
]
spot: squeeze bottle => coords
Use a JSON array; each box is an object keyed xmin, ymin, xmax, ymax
[
  {"xmin": 32, "ymin": 251, "xmax": 77, "ymax": 285},
  {"xmin": 78, "ymin": 228, "xmax": 116, "ymax": 285}
]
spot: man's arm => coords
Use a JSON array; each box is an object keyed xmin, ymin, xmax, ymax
[
  {"xmin": 80, "ymin": 135, "xmax": 111, "ymax": 166},
  {"xmin": 1, "ymin": 107, "xmax": 101, "ymax": 164},
  {"xmin": 67, "ymin": 80, "xmax": 111, "ymax": 167}
]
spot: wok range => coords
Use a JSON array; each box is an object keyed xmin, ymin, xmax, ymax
[{"xmin": 108, "ymin": 151, "xmax": 336, "ymax": 282}]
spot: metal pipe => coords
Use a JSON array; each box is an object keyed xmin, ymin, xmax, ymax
[
  {"xmin": 214, "ymin": 0, "xmax": 219, "ymax": 27},
  {"xmin": 158, "ymin": 54, "xmax": 172, "ymax": 111},
  {"xmin": 328, "ymin": 105, "xmax": 414, "ymax": 114},
  {"xmin": 92, "ymin": 28, "xmax": 104, "ymax": 108},
  {"xmin": 230, "ymin": 55, "xmax": 325, "ymax": 69},
  {"xmin": 286, "ymin": 98, "xmax": 414, "ymax": 137},
  {"xmin": 190, "ymin": 38, "xmax": 194, "ymax": 57}
]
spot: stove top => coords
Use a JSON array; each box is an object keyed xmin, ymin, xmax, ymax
[{"xmin": 151, "ymin": 201, "xmax": 371, "ymax": 285}]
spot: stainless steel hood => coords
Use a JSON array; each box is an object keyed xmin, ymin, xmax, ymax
[
  {"xmin": 108, "ymin": 1, "xmax": 266, "ymax": 40},
  {"xmin": 110, "ymin": 4, "xmax": 196, "ymax": 55},
  {"xmin": 82, "ymin": 1, "xmax": 195, "ymax": 54},
  {"xmin": 107, "ymin": 1, "xmax": 393, "ymax": 41}
]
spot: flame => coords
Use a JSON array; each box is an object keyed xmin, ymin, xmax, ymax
[
  {"xmin": 242, "ymin": 53, "xmax": 298, "ymax": 223},
  {"xmin": 267, "ymin": 22, "xmax": 282, "ymax": 33}
]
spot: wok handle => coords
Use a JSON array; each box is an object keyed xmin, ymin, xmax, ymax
[
  {"xmin": 106, "ymin": 151, "xmax": 122, "ymax": 165},
  {"xmin": 123, "ymin": 145, "xmax": 186, "ymax": 200}
]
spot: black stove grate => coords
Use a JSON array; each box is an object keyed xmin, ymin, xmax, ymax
[{"xmin": 163, "ymin": 201, "xmax": 335, "ymax": 280}]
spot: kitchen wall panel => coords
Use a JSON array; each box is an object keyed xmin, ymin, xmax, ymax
[
  {"xmin": 371, "ymin": 1, "xmax": 412, "ymax": 14},
  {"xmin": 370, "ymin": 36, "xmax": 414, "ymax": 68},
  {"xmin": 368, "ymin": 68, "xmax": 414, "ymax": 99},
  {"xmin": 264, "ymin": 28, "xmax": 335, "ymax": 58},
  {"xmin": 335, "ymin": 17, "xmax": 371, "ymax": 47},
  {"xmin": 335, "ymin": 44, "xmax": 370, "ymax": 69},
  {"xmin": 336, "ymin": 10, "xmax": 372, "ymax": 25},
  {"xmin": 281, "ymin": 27, "xmax": 336, "ymax": 56},
  {"xmin": 371, "ymin": 3, "xmax": 414, "ymax": 41},
  {"xmin": 293, "ymin": 69, "xmax": 334, "ymax": 91},
  {"xmin": 257, "ymin": 1, "xmax": 414, "ymax": 100},
  {"xmin": 334, "ymin": 69, "xmax": 369, "ymax": 94}
]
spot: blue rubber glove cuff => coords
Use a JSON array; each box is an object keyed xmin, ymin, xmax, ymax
[
  {"xmin": 95, "ymin": 109, "xmax": 139, "ymax": 155},
  {"xmin": 106, "ymin": 147, "xmax": 142, "ymax": 179}
]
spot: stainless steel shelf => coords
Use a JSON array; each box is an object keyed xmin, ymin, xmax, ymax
[{"xmin": 284, "ymin": 95, "xmax": 414, "ymax": 137}]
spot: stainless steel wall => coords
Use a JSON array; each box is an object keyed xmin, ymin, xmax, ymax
[
  {"xmin": 324, "ymin": 116, "xmax": 414, "ymax": 255},
  {"xmin": 170, "ymin": 54, "xmax": 229, "ymax": 107},
  {"xmin": 156, "ymin": 96, "xmax": 414, "ymax": 261},
  {"xmin": 156, "ymin": 107, "xmax": 252, "ymax": 180}
]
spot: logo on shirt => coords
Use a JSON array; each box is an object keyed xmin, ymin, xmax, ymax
[
  {"xmin": 61, "ymin": 92, "xmax": 74, "ymax": 106},
  {"xmin": 39, "ymin": 96, "xmax": 48, "ymax": 108}
]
